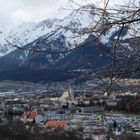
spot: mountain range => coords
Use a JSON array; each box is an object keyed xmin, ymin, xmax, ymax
[{"xmin": 0, "ymin": 5, "xmax": 139, "ymax": 82}]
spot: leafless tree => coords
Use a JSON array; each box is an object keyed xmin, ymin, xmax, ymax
[{"xmin": 64, "ymin": 0, "xmax": 140, "ymax": 94}]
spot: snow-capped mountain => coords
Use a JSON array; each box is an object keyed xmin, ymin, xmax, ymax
[
  {"xmin": 0, "ymin": 18, "xmax": 61, "ymax": 56},
  {"xmin": 0, "ymin": 4, "xmax": 139, "ymax": 82},
  {"xmin": 0, "ymin": 5, "xmax": 100, "ymax": 57}
]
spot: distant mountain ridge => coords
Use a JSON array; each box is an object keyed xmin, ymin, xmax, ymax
[
  {"xmin": 0, "ymin": 5, "xmax": 139, "ymax": 82},
  {"xmin": 0, "ymin": 5, "xmax": 98, "ymax": 56}
]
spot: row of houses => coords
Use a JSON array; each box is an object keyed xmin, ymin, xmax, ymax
[{"xmin": 20, "ymin": 111, "xmax": 71, "ymax": 124}]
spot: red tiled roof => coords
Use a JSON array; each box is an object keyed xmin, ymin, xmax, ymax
[
  {"xmin": 20, "ymin": 111, "xmax": 37, "ymax": 119},
  {"xmin": 45, "ymin": 120, "xmax": 68, "ymax": 129}
]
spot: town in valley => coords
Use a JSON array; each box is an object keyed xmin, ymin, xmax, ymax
[{"xmin": 0, "ymin": 79, "xmax": 139, "ymax": 140}]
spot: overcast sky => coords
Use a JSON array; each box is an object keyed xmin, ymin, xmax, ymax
[{"xmin": 0, "ymin": 0, "xmax": 139, "ymax": 26}]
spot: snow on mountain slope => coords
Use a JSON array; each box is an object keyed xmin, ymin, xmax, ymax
[
  {"xmin": 0, "ymin": 4, "xmax": 139, "ymax": 82},
  {"xmin": 0, "ymin": 18, "xmax": 60, "ymax": 56},
  {"xmin": 0, "ymin": 3, "xmax": 139, "ymax": 58},
  {"xmin": 38, "ymin": 5, "xmax": 102, "ymax": 54},
  {"xmin": 0, "ymin": 5, "xmax": 101, "ymax": 56}
]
